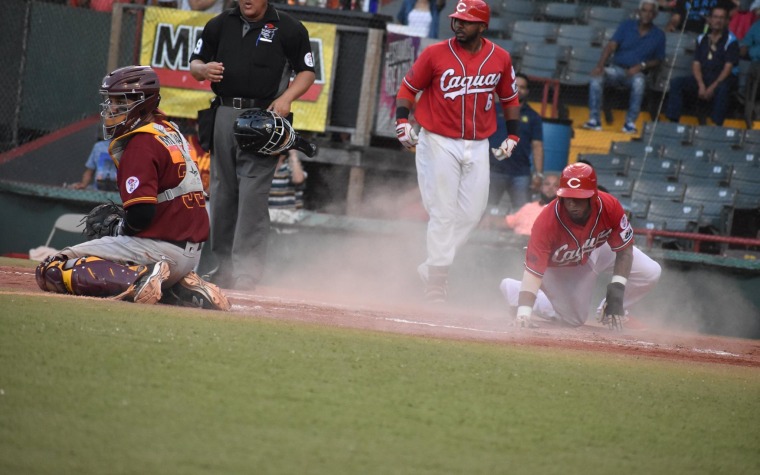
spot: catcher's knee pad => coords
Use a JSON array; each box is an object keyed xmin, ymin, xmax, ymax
[
  {"xmin": 36, "ymin": 255, "xmax": 149, "ymax": 298},
  {"xmin": 160, "ymin": 271, "xmax": 231, "ymax": 311}
]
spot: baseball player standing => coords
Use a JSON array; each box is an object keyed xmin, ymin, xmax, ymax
[
  {"xmin": 395, "ymin": 0, "xmax": 521, "ymax": 302},
  {"xmin": 499, "ymin": 162, "xmax": 661, "ymax": 329}
]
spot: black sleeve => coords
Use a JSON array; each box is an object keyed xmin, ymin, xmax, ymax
[
  {"xmin": 123, "ymin": 203, "xmax": 156, "ymax": 235},
  {"xmin": 190, "ymin": 15, "xmax": 222, "ymax": 63}
]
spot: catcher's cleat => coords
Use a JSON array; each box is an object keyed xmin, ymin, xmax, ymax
[
  {"xmin": 162, "ymin": 271, "xmax": 232, "ymax": 311},
  {"xmin": 133, "ymin": 260, "xmax": 170, "ymax": 305}
]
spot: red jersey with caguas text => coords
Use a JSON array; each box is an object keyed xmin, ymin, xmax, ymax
[
  {"xmin": 402, "ymin": 37, "xmax": 518, "ymax": 140},
  {"xmin": 524, "ymin": 192, "xmax": 634, "ymax": 276}
]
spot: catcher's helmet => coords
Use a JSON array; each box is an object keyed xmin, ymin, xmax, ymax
[
  {"xmin": 99, "ymin": 65, "xmax": 161, "ymax": 139},
  {"xmin": 233, "ymin": 109, "xmax": 297, "ymax": 156},
  {"xmin": 556, "ymin": 162, "xmax": 598, "ymax": 199},
  {"xmin": 449, "ymin": 0, "xmax": 490, "ymax": 27}
]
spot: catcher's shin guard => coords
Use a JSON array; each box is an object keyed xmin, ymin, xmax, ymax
[
  {"xmin": 36, "ymin": 256, "xmax": 149, "ymax": 298},
  {"xmin": 160, "ymin": 271, "xmax": 232, "ymax": 311}
]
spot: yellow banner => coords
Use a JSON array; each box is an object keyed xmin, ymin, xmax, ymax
[{"xmin": 139, "ymin": 6, "xmax": 335, "ymax": 132}]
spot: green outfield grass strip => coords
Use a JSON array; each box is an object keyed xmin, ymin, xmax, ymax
[{"xmin": 1, "ymin": 294, "xmax": 759, "ymax": 475}]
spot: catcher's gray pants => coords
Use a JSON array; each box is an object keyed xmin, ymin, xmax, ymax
[
  {"xmin": 62, "ymin": 236, "xmax": 201, "ymax": 288},
  {"xmin": 499, "ymin": 245, "xmax": 661, "ymax": 326},
  {"xmin": 210, "ymin": 106, "xmax": 278, "ymax": 285}
]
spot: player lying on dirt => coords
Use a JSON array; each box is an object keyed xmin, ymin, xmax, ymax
[
  {"xmin": 499, "ymin": 162, "xmax": 661, "ymax": 330},
  {"xmin": 36, "ymin": 65, "xmax": 230, "ymax": 311}
]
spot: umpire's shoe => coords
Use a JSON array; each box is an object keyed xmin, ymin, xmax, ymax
[
  {"xmin": 133, "ymin": 260, "xmax": 170, "ymax": 305},
  {"xmin": 161, "ymin": 271, "xmax": 232, "ymax": 311}
]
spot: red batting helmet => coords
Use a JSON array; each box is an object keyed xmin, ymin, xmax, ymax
[
  {"xmin": 557, "ymin": 162, "xmax": 598, "ymax": 199},
  {"xmin": 99, "ymin": 65, "xmax": 161, "ymax": 139},
  {"xmin": 449, "ymin": 0, "xmax": 490, "ymax": 27}
]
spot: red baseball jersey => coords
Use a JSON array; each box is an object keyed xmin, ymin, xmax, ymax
[
  {"xmin": 116, "ymin": 121, "xmax": 209, "ymax": 244},
  {"xmin": 402, "ymin": 37, "xmax": 518, "ymax": 140},
  {"xmin": 524, "ymin": 192, "xmax": 634, "ymax": 276}
]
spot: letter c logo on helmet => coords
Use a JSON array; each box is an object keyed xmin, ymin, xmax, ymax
[
  {"xmin": 449, "ymin": 0, "xmax": 490, "ymax": 27},
  {"xmin": 557, "ymin": 163, "xmax": 598, "ymax": 199}
]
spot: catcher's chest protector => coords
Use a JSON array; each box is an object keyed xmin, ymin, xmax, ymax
[{"xmin": 36, "ymin": 256, "xmax": 149, "ymax": 298}]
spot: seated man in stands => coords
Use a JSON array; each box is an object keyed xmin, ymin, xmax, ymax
[
  {"xmin": 665, "ymin": 5, "xmax": 740, "ymax": 125},
  {"xmin": 504, "ymin": 173, "xmax": 559, "ymax": 237},
  {"xmin": 583, "ymin": 0, "xmax": 665, "ymax": 135}
]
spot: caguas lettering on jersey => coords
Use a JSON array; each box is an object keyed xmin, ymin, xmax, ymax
[
  {"xmin": 551, "ymin": 229, "xmax": 613, "ymax": 266},
  {"xmin": 440, "ymin": 69, "xmax": 502, "ymax": 100}
]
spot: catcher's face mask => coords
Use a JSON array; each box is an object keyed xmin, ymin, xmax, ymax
[
  {"xmin": 99, "ymin": 92, "xmax": 158, "ymax": 140},
  {"xmin": 233, "ymin": 109, "xmax": 296, "ymax": 155}
]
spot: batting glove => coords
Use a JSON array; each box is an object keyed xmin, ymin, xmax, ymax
[
  {"xmin": 491, "ymin": 134, "xmax": 520, "ymax": 160},
  {"xmin": 599, "ymin": 282, "xmax": 625, "ymax": 331},
  {"xmin": 395, "ymin": 119, "xmax": 418, "ymax": 151}
]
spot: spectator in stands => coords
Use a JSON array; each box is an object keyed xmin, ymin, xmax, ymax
[
  {"xmin": 488, "ymin": 72, "xmax": 544, "ymax": 216},
  {"xmin": 665, "ymin": 0, "xmax": 737, "ymax": 33},
  {"xmin": 665, "ymin": 5, "xmax": 740, "ymax": 125},
  {"xmin": 175, "ymin": 0, "xmax": 227, "ymax": 12},
  {"xmin": 504, "ymin": 173, "xmax": 559, "ymax": 237},
  {"xmin": 583, "ymin": 0, "xmax": 666, "ymax": 135},
  {"xmin": 269, "ymin": 149, "xmax": 308, "ymax": 224},
  {"xmin": 730, "ymin": 0, "xmax": 759, "ymax": 39},
  {"xmin": 70, "ymin": 136, "xmax": 118, "ymax": 191},
  {"xmin": 396, "ymin": 0, "xmax": 447, "ymax": 38},
  {"xmin": 740, "ymin": 0, "xmax": 760, "ymax": 58}
]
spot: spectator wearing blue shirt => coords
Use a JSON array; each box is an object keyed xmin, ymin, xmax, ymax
[
  {"xmin": 487, "ymin": 72, "xmax": 544, "ymax": 215},
  {"xmin": 666, "ymin": 5, "xmax": 740, "ymax": 125},
  {"xmin": 70, "ymin": 139, "xmax": 118, "ymax": 191},
  {"xmin": 583, "ymin": 0, "xmax": 666, "ymax": 134},
  {"xmin": 396, "ymin": 0, "xmax": 446, "ymax": 39}
]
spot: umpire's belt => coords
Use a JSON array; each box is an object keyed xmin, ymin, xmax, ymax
[{"xmin": 217, "ymin": 96, "xmax": 270, "ymax": 109}]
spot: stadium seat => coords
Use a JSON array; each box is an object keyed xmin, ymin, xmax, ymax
[
  {"xmin": 683, "ymin": 185, "xmax": 736, "ymax": 234},
  {"xmin": 495, "ymin": 0, "xmax": 536, "ymax": 22},
  {"xmin": 510, "ymin": 21, "xmax": 558, "ymax": 44},
  {"xmin": 711, "ymin": 149, "xmax": 758, "ymax": 167},
  {"xmin": 640, "ymin": 121, "xmax": 693, "ymax": 144},
  {"xmin": 521, "ymin": 42, "xmax": 570, "ymax": 63},
  {"xmin": 484, "ymin": 16, "xmax": 510, "ymax": 39},
  {"xmin": 597, "ymin": 173, "xmax": 634, "ymax": 197},
  {"xmin": 610, "ymin": 141, "xmax": 660, "ymax": 159},
  {"xmin": 678, "ymin": 161, "xmax": 732, "ymax": 187},
  {"xmin": 538, "ymin": 2, "xmax": 582, "ymax": 24},
  {"xmin": 519, "ymin": 54, "xmax": 561, "ymax": 80},
  {"xmin": 660, "ymin": 145, "xmax": 712, "ymax": 162},
  {"xmin": 577, "ymin": 153, "xmax": 629, "ymax": 175},
  {"xmin": 729, "ymin": 164, "xmax": 760, "ymax": 209},
  {"xmin": 691, "ymin": 125, "xmax": 744, "ymax": 149},
  {"xmin": 44, "ymin": 213, "xmax": 87, "ymax": 248},
  {"xmin": 742, "ymin": 129, "xmax": 760, "ymax": 148},
  {"xmin": 583, "ymin": 6, "xmax": 629, "ymax": 30},
  {"xmin": 619, "ymin": 197, "xmax": 650, "ymax": 219},
  {"xmin": 647, "ymin": 200, "xmax": 702, "ymax": 232},
  {"xmin": 628, "ymin": 157, "xmax": 680, "ymax": 181},
  {"xmin": 632, "ymin": 178, "xmax": 686, "ymax": 202},
  {"xmin": 556, "ymin": 24, "xmax": 602, "ymax": 47}
]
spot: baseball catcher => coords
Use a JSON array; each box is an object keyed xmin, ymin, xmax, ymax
[
  {"xmin": 36, "ymin": 65, "xmax": 230, "ymax": 311},
  {"xmin": 233, "ymin": 109, "xmax": 318, "ymax": 158},
  {"xmin": 499, "ymin": 162, "xmax": 661, "ymax": 330}
]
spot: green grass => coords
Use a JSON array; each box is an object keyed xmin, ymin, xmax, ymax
[{"xmin": 1, "ymin": 294, "xmax": 759, "ymax": 475}]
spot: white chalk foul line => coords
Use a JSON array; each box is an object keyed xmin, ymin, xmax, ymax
[{"xmin": 382, "ymin": 317, "xmax": 511, "ymax": 335}]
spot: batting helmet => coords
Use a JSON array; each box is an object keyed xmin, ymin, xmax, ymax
[
  {"xmin": 449, "ymin": 0, "xmax": 490, "ymax": 27},
  {"xmin": 99, "ymin": 65, "xmax": 161, "ymax": 139},
  {"xmin": 556, "ymin": 162, "xmax": 598, "ymax": 199}
]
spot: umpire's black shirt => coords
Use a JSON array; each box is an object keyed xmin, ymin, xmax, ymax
[{"xmin": 190, "ymin": 5, "xmax": 315, "ymax": 101}]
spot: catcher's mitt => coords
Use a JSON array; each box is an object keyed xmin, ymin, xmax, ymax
[{"xmin": 82, "ymin": 201, "xmax": 125, "ymax": 239}]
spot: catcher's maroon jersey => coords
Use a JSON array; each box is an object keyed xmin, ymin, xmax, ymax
[
  {"xmin": 116, "ymin": 121, "xmax": 209, "ymax": 243},
  {"xmin": 525, "ymin": 192, "xmax": 634, "ymax": 276},
  {"xmin": 402, "ymin": 37, "xmax": 518, "ymax": 140}
]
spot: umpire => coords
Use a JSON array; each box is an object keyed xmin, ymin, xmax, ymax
[{"xmin": 190, "ymin": 0, "xmax": 315, "ymax": 290}]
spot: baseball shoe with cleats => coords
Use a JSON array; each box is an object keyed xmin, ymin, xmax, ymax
[
  {"xmin": 133, "ymin": 260, "xmax": 170, "ymax": 305},
  {"xmin": 162, "ymin": 271, "xmax": 232, "ymax": 311}
]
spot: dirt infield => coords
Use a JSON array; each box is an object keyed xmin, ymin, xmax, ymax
[{"xmin": 4, "ymin": 265, "xmax": 759, "ymax": 368}]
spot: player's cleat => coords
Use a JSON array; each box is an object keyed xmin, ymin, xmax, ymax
[
  {"xmin": 162, "ymin": 271, "xmax": 232, "ymax": 311},
  {"xmin": 133, "ymin": 260, "xmax": 170, "ymax": 305},
  {"xmin": 424, "ymin": 284, "xmax": 447, "ymax": 303}
]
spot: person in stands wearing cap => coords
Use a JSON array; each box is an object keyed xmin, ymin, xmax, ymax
[{"xmin": 498, "ymin": 162, "xmax": 661, "ymax": 330}]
